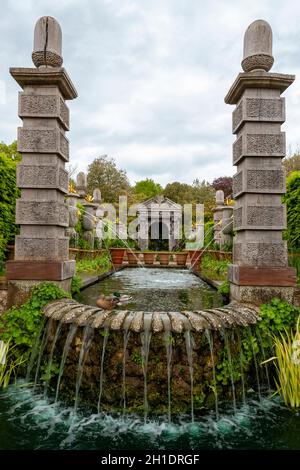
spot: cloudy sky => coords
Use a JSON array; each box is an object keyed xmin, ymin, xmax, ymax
[{"xmin": 1, "ymin": 0, "xmax": 300, "ymax": 186}]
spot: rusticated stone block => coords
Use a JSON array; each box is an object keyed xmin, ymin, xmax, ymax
[
  {"xmin": 232, "ymin": 97, "xmax": 285, "ymax": 133},
  {"xmin": 233, "ymin": 205, "xmax": 285, "ymax": 230},
  {"xmin": 17, "ymin": 164, "xmax": 68, "ymax": 192},
  {"xmin": 19, "ymin": 92, "xmax": 69, "ymax": 130},
  {"xmin": 233, "ymin": 132, "xmax": 285, "ymax": 165},
  {"xmin": 233, "ymin": 242, "xmax": 288, "ymax": 266},
  {"xmin": 18, "ymin": 127, "xmax": 69, "ymax": 161},
  {"xmin": 15, "ymin": 236, "xmax": 69, "ymax": 260},
  {"xmin": 16, "ymin": 201, "xmax": 68, "ymax": 226},
  {"xmin": 233, "ymin": 168, "xmax": 285, "ymax": 197},
  {"xmin": 229, "ymin": 284, "xmax": 295, "ymax": 305}
]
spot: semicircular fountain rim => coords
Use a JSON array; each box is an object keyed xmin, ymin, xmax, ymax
[{"xmin": 43, "ymin": 298, "xmax": 260, "ymax": 332}]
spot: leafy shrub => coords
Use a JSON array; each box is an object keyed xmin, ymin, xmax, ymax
[
  {"xmin": 71, "ymin": 274, "xmax": 82, "ymax": 296},
  {"xmin": 75, "ymin": 253, "xmax": 112, "ymax": 274},
  {"xmin": 0, "ymin": 282, "xmax": 70, "ymax": 364}
]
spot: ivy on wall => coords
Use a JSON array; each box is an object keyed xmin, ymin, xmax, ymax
[
  {"xmin": 283, "ymin": 171, "xmax": 300, "ymax": 250},
  {"xmin": 0, "ymin": 142, "xmax": 21, "ymax": 273}
]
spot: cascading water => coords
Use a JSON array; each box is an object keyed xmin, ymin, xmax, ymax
[
  {"xmin": 34, "ymin": 319, "xmax": 53, "ymax": 390},
  {"xmin": 223, "ymin": 329, "xmax": 236, "ymax": 411},
  {"xmin": 236, "ymin": 329, "xmax": 246, "ymax": 404},
  {"xmin": 140, "ymin": 314, "xmax": 152, "ymax": 422},
  {"xmin": 164, "ymin": 331, "xmax": 173, "ymax": 423},
  {"xmin": 184, "ymin": 329, "xmax": 194, "ymax": 422},
  {"xmin": 122, "ymin": 329, "xmax": 131, "ymax": 412},
  {"xmin": 44, "ymin": 321, "xmax": 62, "ymax": 398},
  {"xmin": 26, "ymin": 317, "xmax": 46, "ymax": 383},
  {"xmin": 245, "ymin": 327, "xmax": 262, "ymax": 400},
  {"xmin": 55, "ymin": 323, "xmax": 78, "ymax": 403},
  {"xmin": 205, "ymin": 328, "xmax": 219, "ymax": 419},
  {"xmin": 74, "ymin": 325, "xmax": 94, "ymax": 413},
  {"xmin": 97, "ymin": 328, "xmax": 109, "ymax": 413}
]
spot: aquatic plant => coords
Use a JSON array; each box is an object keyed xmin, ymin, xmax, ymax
[
  {"xmin": 0, "ymin": 341, "xmax": 26, "ymax": 389},
  {"xmin": 264, "ymin": 317, "xmax": 300, "ymax": 408}
]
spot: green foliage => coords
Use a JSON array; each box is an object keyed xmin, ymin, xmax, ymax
[
  {"xmin": 268, "ymin": 317, "xmax": 300, "ymax": 408},
  {"xmin": 218, "ymin": 280, "xmax": 230, "ymax": 295},
  {"xmin": 0, "ymin": 141, "xmax": 21, "ymax": 270},
  {"xmin": 131, "ymin": 351, "xmax": 143, "ymax": 365},
  {"xmin": 200, "ymin": 253, "xmax": 229, "ymax": 281},
  {"xmin": 71, "ymin": 274, "xmax": 82, "ymax": 296},
  {"xmin": 0, "ymin": 282, "xmax": 70, "ymax": 363},
  {"xmin": 204, "ymin": 221, "xmax": 215, "ymax": 249},
  {"xmin": 283, "ymin": 171, "xmax": 300, "ymax": 249},
  {"xmin": 215, "ymin": 298, "xmax": 300, "ymax": 388},
  {"xmin": 0, "ymin": 341, "xmax": 26, "ymax": 389},
  {"xmin": 87, "ymin": 155, "xmax": 130, "ymax": 203},
  {"xmin": 288, "ymin": 254, "xmax": 300, "ymax": 284},
  {"xmin": 40, "ymin": 361, "xmax": 60, "ymax": 382},
  {"xmin": 75, "ymin": 253, "xmax": 112, "ymax": 274},
  {"xmin": 133, "ymin": 179, "xmax": 163, "ymax": 200}
]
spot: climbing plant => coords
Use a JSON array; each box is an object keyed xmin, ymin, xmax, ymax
[
  {"xmin": 0, "ymin": 142, "xmax": 21, "ymax": 272},
  {"xmin": 283, "ymin": 171, "xmax": 300, "ymax": 250}
]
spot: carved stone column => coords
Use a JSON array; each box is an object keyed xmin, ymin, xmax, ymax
[
  {"xmin": 225, "ymin": 20, "xmax": 296, "ymax": 304},
  {"xmin": 213, "ymin": 190, "xmax": 225, "ymax": 246},
  {"xmin": 6, "ymin": 16, "xmax": 77, "ymax": 305}
]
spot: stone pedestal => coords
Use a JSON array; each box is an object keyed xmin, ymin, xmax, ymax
[
  {"xmin": 6, "ymin": 17, "xmax": 77, "ymax": 306},
  {"xmin": 225, "ymin": 20, "xmax": 296, "ymax": 305}
]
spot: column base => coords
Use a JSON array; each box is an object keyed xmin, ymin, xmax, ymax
[
  {"xmin": 7, "ymin": 278, "xmax": 72, "ymax": 308},
  {"xmin": 230, "ymin": 284, "xmax": 295, "ymax": 306}
]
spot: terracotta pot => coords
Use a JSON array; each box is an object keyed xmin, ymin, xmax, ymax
[
  {"xmin": 127, "ymin": 251, "xmax": 139, "ymax": 265},
  {"xmin": 159, "ymin": 253, "xmax": 170, "ymax": 266},
  {"xmin": 188, "ymin": 250, "xmax": 202, "ymax": 270},
  {"xmin": 109, "ymin": 248, "xmax": 126, "ymax": 267},
  {"xmin": 143, "ymin": 252, "xmax": 155, "ymax": 265},
  {"xmin": 176, "ymin": 252, "xmax": 188, "ymax": 266}
]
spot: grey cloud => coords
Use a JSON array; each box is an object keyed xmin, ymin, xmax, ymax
[{"xmin": 0, "ymin": 0, "xmax": 300, "ymax": 186}]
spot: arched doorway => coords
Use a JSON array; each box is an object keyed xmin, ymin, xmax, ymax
[{"xmin": 148, "ymin": 220, "xmax": 169, "ymax": 251}]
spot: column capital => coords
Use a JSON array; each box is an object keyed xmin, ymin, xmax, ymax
[
  {"xmin": 225, "ymin": 71, "xmax": 295, "ymax": 105},
  {"xmin": 10, "ymin": 67, "xmax": 78, "ymax": 100}
]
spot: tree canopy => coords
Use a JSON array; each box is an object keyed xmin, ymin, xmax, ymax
[
  {"xmin": 283, "ymin": 153, "xmax": 300, "ymax": 175},
  {"xmin": 133, "ymin": 178, "xmax": 163, "ymax": 200},
  {"xmin": 86, "ymin": 155, "xmax": 130, "ymax": 203},
  {"xmin": 212, "ymin": 176, "xmax": 233, "ymax": 198}
]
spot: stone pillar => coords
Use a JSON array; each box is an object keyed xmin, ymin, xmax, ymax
[
  {"xmin": 213, "ymin": 190, "xmax": 225, "ymax": 246},
  {"xmin": 66, "ymin": 193, "xmax": 80, "ymax": 247},
  {"xmin": 6, "ymin": 16, "xmax": 77, "ymax": 305},
  {"xmin": 92, "ymin": 188, "xmax": 102, "ymax": 248},
  {"xmin": 221, "ymin": 205, "xmax": 233, "ymax": 248},
  {"xmin": 82, "ymin": 203, "xmax": 96, "ymax": 249},
  {"xmin": 93, "ymin": 188, "xmax": 101, "ymax": 205},
  {"xmin": 225, "ymin": 20, "xmax": 296, "ymax": 304},
  {"xmin": 76, "ymin": 172, "xmax": 87, "ymax": 202}
]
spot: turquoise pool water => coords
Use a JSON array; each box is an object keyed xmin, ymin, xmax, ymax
[{"xmin": 1, "ymin": 384, "xmax": 300, "ymax": 450}]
